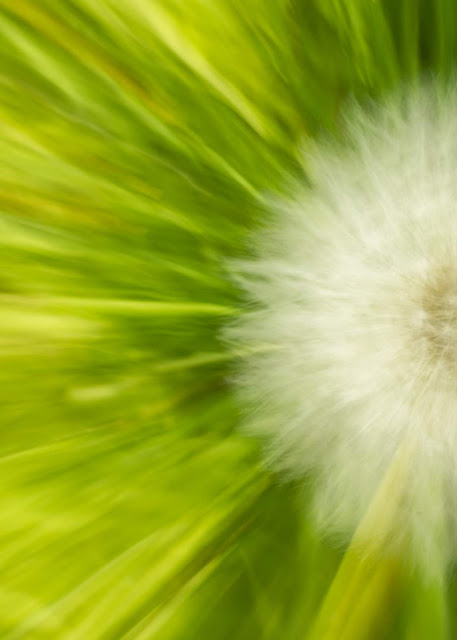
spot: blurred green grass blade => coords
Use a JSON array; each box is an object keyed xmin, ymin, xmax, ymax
[
  {"xmin": 403, "ymin": 576, "xmax": 448, "ymax": 640},
  {"xmin": 0, "ymin": 295, "xmax": 238, "ymax": 317}
]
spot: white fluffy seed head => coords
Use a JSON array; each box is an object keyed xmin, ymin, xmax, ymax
[{"xmin": 229, "ymin": 83, "xmax": 457, "ymax": 575}]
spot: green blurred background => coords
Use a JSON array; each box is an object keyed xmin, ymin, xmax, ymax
[{"xmin": 0, "ymin": 1, "xmax": 456, "ymax": 637}]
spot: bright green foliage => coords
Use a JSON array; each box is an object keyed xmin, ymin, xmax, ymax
[{"xmin": 0, "ymin": 1, "xmax": 457, "ymax": 638}]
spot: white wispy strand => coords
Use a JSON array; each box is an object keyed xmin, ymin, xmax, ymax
[{"xmin": 229, "ymin": 83, "xmax": 457, "ymax": 575}]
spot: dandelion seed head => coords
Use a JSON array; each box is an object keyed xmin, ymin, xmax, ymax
[{"xmin": 230, "ymin": 84, "xmax": 457, "ymax": 574}]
